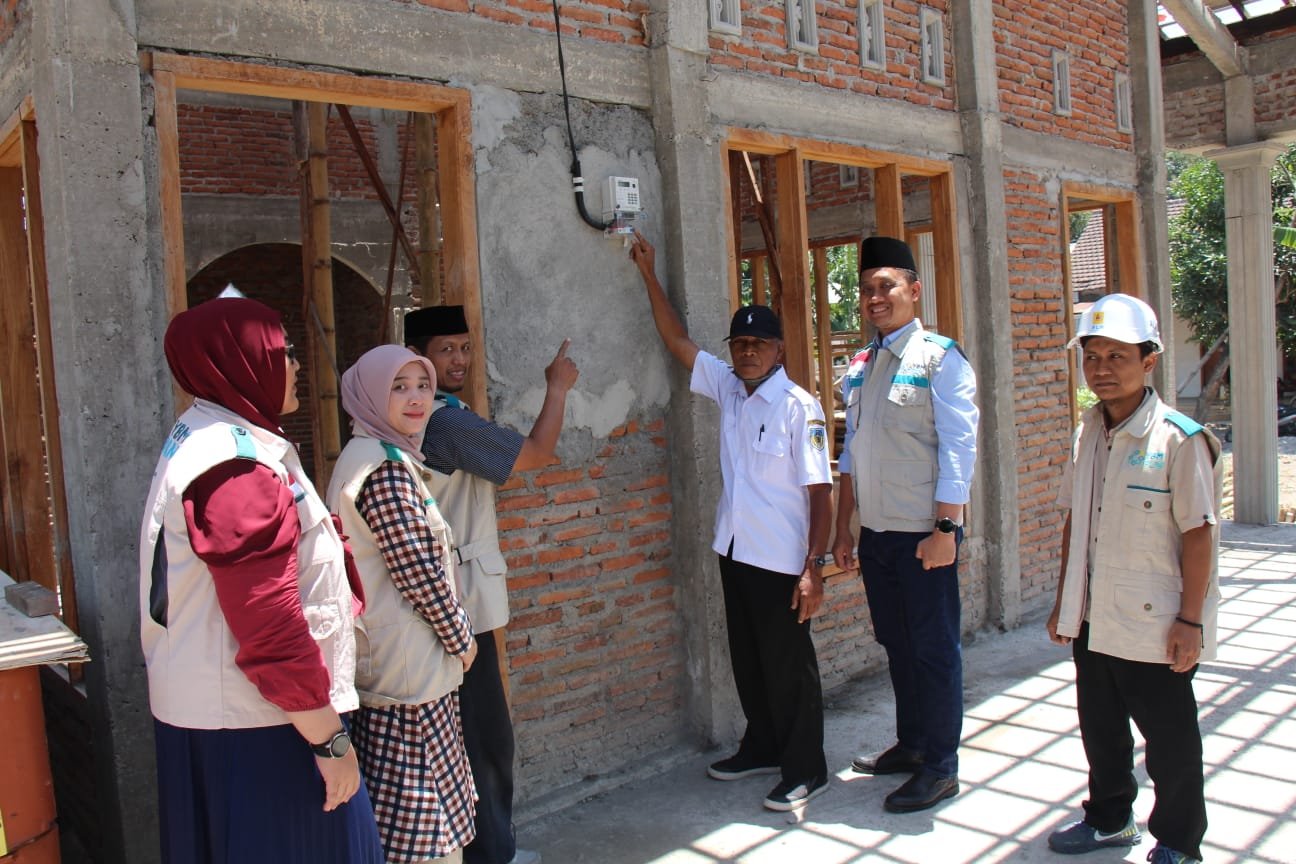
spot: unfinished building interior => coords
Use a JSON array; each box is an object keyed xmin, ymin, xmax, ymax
[{"xmin": 1, "ymin": 1, "xmax": 1294, "ymax": 861}]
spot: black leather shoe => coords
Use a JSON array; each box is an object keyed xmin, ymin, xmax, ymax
[
  {"xmin": 883, "ymin": 770, "xmax": 959, "ymax": 813},
  {"xmin": 851, "ymin": 744, "xmax": 924, "ymax": 775}
]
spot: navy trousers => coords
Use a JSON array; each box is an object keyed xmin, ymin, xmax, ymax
[
  {"xmin": 460, "ymin": 631, "xmax": 517, "ymax": 864},
  {"xmin": 1073, "ymin": 623, "xmax": 1207, "ymax": 860},
  {"xmin": 858, "ymin": 526, "xmax": 964, "ymax": 777},
  {"xmin": 718, "ymin": 551, "xmax": 827, "ymax": 784}
]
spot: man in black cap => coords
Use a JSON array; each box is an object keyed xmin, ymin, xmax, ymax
[
  {"xmin": 831, "ymin": 235, "xmax": 979, "ymax": 813},
  {"xmin": 404, "ymin": 304, "xmax": 578, "ymax": 864},
  {"xmin": 629, "ymin": 232, "xmax": 834, "ymax": 812}
]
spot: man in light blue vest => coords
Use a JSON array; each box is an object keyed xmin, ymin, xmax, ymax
[{"xmin": 831, "ymin": 236, "xmax": 979, "ymax": 813}]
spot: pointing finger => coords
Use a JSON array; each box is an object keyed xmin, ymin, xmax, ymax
[{"xmin": 555, "ymin": 338, "xmax": 571, "ymax": 360}]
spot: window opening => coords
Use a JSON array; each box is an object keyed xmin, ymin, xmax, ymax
[
  {"xmin": 787, "ymin": 0, "xmax": 818, "ymax": 52},
  {"xmin": 840, "ymin": 164, "xmax": 859, "ymax": 188},
  {"xmin": 920, "ymin": 8, "xmax": 945, "ymax": 85},
  {"xmin": 1053, "ymin": 50, "xmax": 1073, "ymax": 116},
  {"xmin": 860, "ymin": 0, "xmax": 886, "ymax": 69},
  {"xmin": 1115, "ymin": 72, "xmax": 1133, "ymax": 133},
  {"xmin": 711, "ymin": 0, "xmax": 741, "ymax": 35}
]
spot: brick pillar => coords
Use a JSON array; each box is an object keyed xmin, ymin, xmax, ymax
[{"xmin": 1208, "ymin": 141, "xmax": 1286, "ymax": 525}]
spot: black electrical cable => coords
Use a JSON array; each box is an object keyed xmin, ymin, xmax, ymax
[{"xmin": 551, "ymin": 0, "xmax": 611, "ymax": 231}]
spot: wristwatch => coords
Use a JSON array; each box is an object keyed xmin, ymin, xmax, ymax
[
  {"xmin": 934, "ymin": 517, "xmax": 959, "ymax": 534},
  {"xmin": 310, "ymin": 730, "xmax": 352, "ymax": 759},
  {"xmin": 809, "ymin": 554, "xmax": 833, "ymax": 567}
]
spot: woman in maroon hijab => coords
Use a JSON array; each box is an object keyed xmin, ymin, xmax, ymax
[{"xmin": 138, "ymin": 297, "xmax": 382, "ymax": 863}]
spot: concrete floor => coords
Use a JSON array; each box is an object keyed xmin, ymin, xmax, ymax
[{"xmin": 517, "ymin": 522, "xmax": 1296, "ymax": 864}]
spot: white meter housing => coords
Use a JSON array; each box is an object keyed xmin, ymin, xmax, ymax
[{"xmin": 602, "ymin": 175, "xmax": 643, "ymax": 238}]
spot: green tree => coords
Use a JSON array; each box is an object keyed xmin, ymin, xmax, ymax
[
  {"xmin": 1168, "ymin": 145, "xmax": 1296, "ymax": 354},
  {"xmin": 827, "ymin": 243, "xmax": 860, "ymax": 332}
]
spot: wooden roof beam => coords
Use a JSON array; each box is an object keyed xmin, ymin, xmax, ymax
[{"xmin": 1161, "ymin": 0, "xmax": 1248, "ymax": 78}]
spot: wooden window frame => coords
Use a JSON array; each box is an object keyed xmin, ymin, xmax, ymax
[
  {"xmin": 721, "ymin": 129, "xmax": 962, "ymax": 450},
  {"xmin": 0, "ymin": 97, "xmax": 78, "ymax": 633},
  {"xmin": 145, "ymin": 53, "xmax": 486, "ymax": 417},
  {"xmin": 1062, "ymin": 182, "xmax": 1143, "ymax": 423}
]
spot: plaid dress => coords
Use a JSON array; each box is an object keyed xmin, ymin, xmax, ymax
[{"xmin": 351, "ymin": 461, "xmax": 477, "ymax": 862}]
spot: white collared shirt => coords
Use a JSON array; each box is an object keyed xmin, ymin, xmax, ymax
[{"xmin": 691, "ymin": 350, "xmax": 832, "ymax": 575}]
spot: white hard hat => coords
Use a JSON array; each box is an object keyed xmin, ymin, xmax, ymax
[{"xmin": 1069, "ymin": 293, "xmax": 1163, "ymax": 353}]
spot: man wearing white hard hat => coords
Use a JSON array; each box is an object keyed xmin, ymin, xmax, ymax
[{"xmin": 1045, "ymin": 293, "xmax": 1222, "ymax": 864}]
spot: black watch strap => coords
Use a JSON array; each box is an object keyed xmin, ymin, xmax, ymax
[{"xmin": 310, "ymin": 730, "xmax": 351, "ymax": 759}]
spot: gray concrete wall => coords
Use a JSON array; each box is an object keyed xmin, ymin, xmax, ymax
[
  {"xmin": 31, "ymin": 1, "xmax": 162, "ymax": 863},
  {"xmin": 135, "ymin": 0, "xmax": 650, "ymax": 108},
  {"xmin": 0, "ymin": 0, "xmax": 31, "ymax": 121}
]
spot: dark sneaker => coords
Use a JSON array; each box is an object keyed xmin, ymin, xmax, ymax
[
  {"xmin": 851, "ymin": 743, "xmax": 924, "ymax": 775},
  {"xmin": 707, "ymin": 753, "xmax": 780, "ymax": 781},
  {"xmin": 1146, "ymin": 846, "xmax": 1199, "ymax": 864},
  {"xmin": 762, "ymin": 775, "xmax": 829, "ymax": 811},
  {"xmin": 1047, "ymin": 814, "xmax": 1141, "ymax": 854}
]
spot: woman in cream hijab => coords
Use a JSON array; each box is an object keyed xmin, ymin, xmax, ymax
[{"xmin": 327, "ymin": 344, "xmax": 478, "ymax": 864}]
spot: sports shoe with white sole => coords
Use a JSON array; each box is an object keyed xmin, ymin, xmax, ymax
[
  {"xmin": 1047, "ymin": 814, "xmax": 1142, "ymax": 854},
  {"xmin": 762, "ymin": 775, "xmax": 829, "ymax": 811},
  {"xmin": 707, "ymin": 753, "xmax": 780, "ymax": 781}
]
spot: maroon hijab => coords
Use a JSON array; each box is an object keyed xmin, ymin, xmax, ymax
[{"xmin": 164, "ymin": 298, "xmax": 288, "ymax": 433}]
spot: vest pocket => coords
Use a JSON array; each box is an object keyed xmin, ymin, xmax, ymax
[
  {"xmin": 882, "ymin": 460, "xmax": 934, "ymax": 518},
  {"xmin": 882, "ymin": 386, "xmax": 930, "ymax": 432}
]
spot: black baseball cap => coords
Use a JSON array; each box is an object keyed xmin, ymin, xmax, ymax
[{"xmin": 725, "ymin": 305, "xmax": 783, "ymax": 341}]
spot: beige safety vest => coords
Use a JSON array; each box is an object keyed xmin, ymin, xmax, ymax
[
  {"xmin": 846, "ymin": 325, "xmax": 949, "ymax": 532},
  {"xmin": 327, "ymin": 435, "xmax": 467, "ymax": 707},
  {"xmin": 425, "ymin": 396, "xmax": 511, "ymax": 634},
  {"xmin": 139, "ymin": 400, "xmax": 358, "ymax": 729},
  {"xmin": 1056, "ymin": 395, "xmax": 1223, "ymax": 664}
]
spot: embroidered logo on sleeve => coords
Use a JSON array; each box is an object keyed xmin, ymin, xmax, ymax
[
  {"xmin": 808, "ymin": 420, "xmax": 826, "ymax": 451},
  {"xmin": 161, "ymin": 422, "xmax": 192, "ymax": 459}
]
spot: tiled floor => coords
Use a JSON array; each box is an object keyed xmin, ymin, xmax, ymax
[{"xmin": 520, "ymin": 522, "xmax": 1296, "ymax": 863}]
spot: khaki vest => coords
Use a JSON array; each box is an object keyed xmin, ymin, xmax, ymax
[
  {"xmin": 846, "ymin": 325, "xmax": 950, "ymax": 532},
  {"xmin": 139, "ymin": 401, "xmax": 358, "ymax": 729},
  {"xmin": 1056, "ymin": 395, "xmax": 1223, "ymax": 664},
  {"xmin": 425, "ymin": 396, "xmax": 510, "ymax": 634},
  {"xmin": 327, "ymin": 435, "xmax": 466, "ymax": 707}
]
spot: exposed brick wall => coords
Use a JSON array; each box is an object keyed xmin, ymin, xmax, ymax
[
  {"xmin": 1256, "ymin": 63, "xmax": 1296, "ymax": 131},
  {"xmin": 1163, "ymin": 67, "xmax": 1225, "ymax": 151},
  {"xmin": 410, "ymin": 0, "xmax": 647, "ymax": 46},
  {"xmin": 178, "ymin": 104, "xmax": 419, "ymax": 204},
  {"xmin": 497, "ymin": 418, "xmax": 686, "ymax": 793},
  {"xmin": 993, "ymin": 0, "xmax": 1132, "ymax": 148},
  {"xmin": 1003, "ymin": 168, "xmax": 1072, "ymax": 609},
  {"xmin": 185, "ymin": 242, "xmax": 385, "ymax": 475},
  {"xmin": 708, "ymin": 1, "xmax": 955, "ymax": 109}
]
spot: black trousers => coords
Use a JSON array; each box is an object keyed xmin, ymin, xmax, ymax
[
  {"xmin": 718, "ymin": 552, "xmax": 827, "ymax": 784},
  {"xmin": 460, "ymin": 631, "xmax": 516, "ymax": 864},
  {"xmin": 1073, "ymin": 623, "xmax": 1207, "ymax": 860}
]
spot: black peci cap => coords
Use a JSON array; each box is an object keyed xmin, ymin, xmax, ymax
[
  {"xmin": 859, "ymin": 236, "xmax": 917, "ymax": 273},
  {"xmin": 405, "ymin": 305, "xmax": 470, "ymax": 349}
]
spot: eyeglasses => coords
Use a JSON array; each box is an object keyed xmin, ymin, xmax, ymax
[{"xmin": 284, "ymin": 342, "xmax": 298, "ymax": 363}]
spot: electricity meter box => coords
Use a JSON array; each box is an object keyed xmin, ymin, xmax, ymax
[{"xmin": 602, "ymin": 176, "xmax": 644, "ymax": 237}]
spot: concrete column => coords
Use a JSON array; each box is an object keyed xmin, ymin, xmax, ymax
[
  {"xmin": 644, "ymin": 0, "xmax": 742, "ymax": 746},
  {"xmin": 31, "ymin": 2, "xmax": 163, "ymax": 862},
  {"xmin": 1129, "ymin": 0, "xmax": 1176, "ymax": 399},
  {"xmin": 1208, "ymin": 141, "xmax": 1286, "ymax": 525},
  {"xmin": 950, "ymin": 0, "xmax": 1022, "ymax": 629}
]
